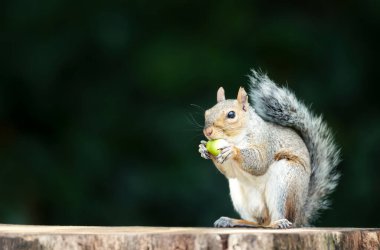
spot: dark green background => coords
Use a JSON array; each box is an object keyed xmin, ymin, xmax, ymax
[{"xmin": 1, "ymin": 0, "xmax": 379, "ymax": 227}]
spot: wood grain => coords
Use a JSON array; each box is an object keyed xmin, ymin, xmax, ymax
[{"xmin": 0, "ymin": 225, "xmax": 379, "ymax": 249}]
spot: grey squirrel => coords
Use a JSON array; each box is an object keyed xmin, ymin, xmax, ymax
[{"xmin": 198, "ymin": 70, "xmax": 340, "ymax": 228}]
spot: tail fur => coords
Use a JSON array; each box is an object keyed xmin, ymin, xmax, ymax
[{"xmin": 248, "ymin": 70, "xmax": 340, "ymax": 225}]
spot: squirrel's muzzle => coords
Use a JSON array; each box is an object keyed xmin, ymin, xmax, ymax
[{"xmin": 203, "ymin": 127, "xmax": 213, "ymax": 137}]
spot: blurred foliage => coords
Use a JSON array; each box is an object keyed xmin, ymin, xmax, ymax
[{"xmin": 0, "ymin": 0, "xmax": 379, "ymax": 227}]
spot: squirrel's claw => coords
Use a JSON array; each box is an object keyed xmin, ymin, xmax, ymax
[
  {"xmin": 271, "ymin": 219, "xmax": 292, "ymax": 229},
  {"xmin": 216, "ymin": 146, "xmax": 233, "ymax": 164},
  {"xmin": 214, "ymin": 216, "xmax": 234, "ymax": 228},
  {"xmin": 199, "ymin": 142, "xmax": 211, "ymax": 159}
]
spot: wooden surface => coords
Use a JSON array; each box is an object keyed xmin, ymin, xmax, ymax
[{"xmin": 0, "ymin": 225, "xmax": 379, "ymax": 249}]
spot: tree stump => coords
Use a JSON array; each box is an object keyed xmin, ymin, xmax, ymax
[{"xmin": 0, "ymin": 225, "xmax": 379, "ymax": 249}]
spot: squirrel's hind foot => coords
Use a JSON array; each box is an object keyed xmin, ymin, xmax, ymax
[
  {"xmin": 214, "ymin": 217, "xmax": 261, "ymax": 228},
  {"xmin": 214, "ymin": 217, "xmax": 234, "ymax": 228},
  {"xmin": 267, "ymin": 219, "xmax": 293, "ymax": 229},
  {"xmin": 213, "ymin": 217, "xmax": 293, "ymax": 229}
]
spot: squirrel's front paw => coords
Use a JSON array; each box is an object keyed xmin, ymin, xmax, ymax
[
  {"xmin": 199, "ymin": 140, "xmax": 211, "ymax": 159},
  {"xmin": 216, "ymin": 144, "xmax": 234, "ymax": 164}
]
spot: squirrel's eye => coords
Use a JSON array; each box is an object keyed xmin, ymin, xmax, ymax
[{"xmin": 227, "ymin": 111, "xmax": 236, "ymax": 119}]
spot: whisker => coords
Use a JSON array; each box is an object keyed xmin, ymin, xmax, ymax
[
  {"xmin": 183, "ymin": 128, "xmax": 203, "ymax": 132},
  {"xmin": 186, "ymin": 113, "xmax": 204, "ymax": 129},
  {"xmin": 190, "ymin": 103, "xmax": 205, "ymax": 112}
]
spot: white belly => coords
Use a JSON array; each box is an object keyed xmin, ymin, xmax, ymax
[{"xmin": 228, "ymin": 174, "xmax": 268, "ymax": 221}]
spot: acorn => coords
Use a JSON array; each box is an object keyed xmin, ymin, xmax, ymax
[{"xmin": 206, "ymin": 139, "xmax": 229, "ymax": 156}]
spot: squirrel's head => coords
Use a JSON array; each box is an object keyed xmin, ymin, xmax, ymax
[{"xmin": 203, "ymin": 87, "xmax": 250, "ymax": 141}]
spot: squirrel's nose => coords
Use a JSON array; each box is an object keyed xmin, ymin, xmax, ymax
[{"xmin": 203, "ymin": 127, "xmax": 213, "ymax": 137}]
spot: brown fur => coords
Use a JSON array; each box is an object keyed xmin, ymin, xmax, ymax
[
  {"xmin": 274, "ymin": 151, "xmax": 306, "ymax": 169},
  {"xmin": 213, "ymin": 115, "xmax": 225, "ymax": 130},
  {"xmin": 232, "ymin": 147, "xmax": 242, "ymax": 164},
  {"xmin": 254, "ymin": 144, "xmax": 267, "ymax": 163},
  {"xmin": 232, "ymin": 219, "xmax": 261, "ymax": 227},
  {"xmin": 233, "ymin": 144, "xmax": 268, "ymax": 175},
  {"xmin": 204, "ymin": 98, "xmax": 249, "ymax": 140},
  {"xmin": 254, "ymin": 200, "xmax": 270, "ymax": 226},
  {"xmin": 285, "ymin": 192, "xmax": 297, "ymax": 223}
]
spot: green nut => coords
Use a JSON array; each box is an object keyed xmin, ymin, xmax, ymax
[{"xmin": 206, "ymin": 139, "xmax": 229, "ymax": 156}]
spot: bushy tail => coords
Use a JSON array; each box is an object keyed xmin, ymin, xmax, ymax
[{"xmin": 248, "ymin": 70, "xmax": 340, "ymax": 225}]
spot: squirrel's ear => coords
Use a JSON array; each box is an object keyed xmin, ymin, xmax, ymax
[
  {"xmin": 217, "ymin": 87, "xmax": 226, "ymax": 102},
  {"xmin": 237, "ymin": 87, "xmax": 249, "ymax": 111}
]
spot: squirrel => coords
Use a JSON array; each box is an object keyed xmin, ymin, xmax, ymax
[{"xmin": 198, "ymin": 70, "xmax": 340, "ymax": 229}]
